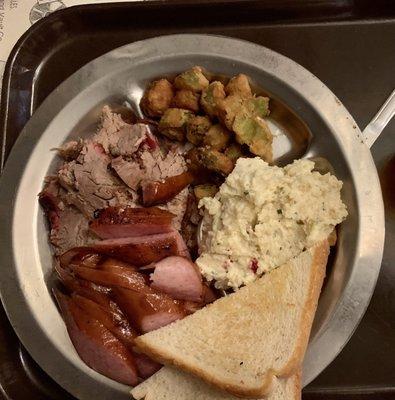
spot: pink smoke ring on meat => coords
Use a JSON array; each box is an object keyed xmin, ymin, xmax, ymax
[{"xmin": 150, "ymin": 256, "xmax": 204, "ymax": 302}]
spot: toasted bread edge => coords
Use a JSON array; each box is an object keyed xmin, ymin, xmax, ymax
[{"xmin": 135, "ymin": 241, "xmax": 329, "ymax": 398}]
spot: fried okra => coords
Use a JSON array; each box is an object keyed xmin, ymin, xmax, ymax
[
  {"xmin": 216, "ymin": 95, "xmax": 269, "ymax": 131},
  {"xmin": 140, "ymin": 79, "xmax": 174, "ymax": 117},
  {"xmin": 186, "ymin": 116, "xmax": 212, "ymax": 145},
  {"xmin": 224, "ymin": 143, "xmax": 244, "ymax": 162},
  {"xmin": 174, "ymin": 66, "xmax": 209, "ymax": 92},
  {"xmin": 158, "ymin": 108, "xmax": 193, "ymax": 141},
  {"xmin": 198, "ymin": 147, "xmax": 234, "ymax": 176},
  {"xmin": 185, "ymin": 148, "xmax": 217, "ymax": 184},
  {"xmin": 142, "ymin": 69, "xmax": 273, "ymax": 169},
  {"xmin": 200, "ymin": 81, "xmax": 226, "ymax": 117},
  {"xmin": 172, "ymin": 89, "xmax": 200, "ymax": 113},
  {"xmin": 194, "ymin": 184, "xmax": 219, "ymax": 200},
  {"xmin": 225, "ymin": 74, "xmax": 252, "ymax": 98},
  {"xmin": 216, "ymin": 95, "xmax": 244, "ymax": 130},
  {"xmin": 233, "ymin": 114, "xmax": 273, "ymax": 162},
  {"xmin": 203, "ymin": 124, "xmax": 231, "ymax": 151},
  {"xmin": 244, "ymin": 96, "xmax": 270, "ymax": 118}
]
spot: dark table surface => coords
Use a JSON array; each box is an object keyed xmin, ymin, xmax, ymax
[{"xmin": 0, "ymin": 1, "xmax": 394, "ymax": 399}]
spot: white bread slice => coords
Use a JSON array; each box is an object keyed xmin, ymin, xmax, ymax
[
  {"xmin": 135, "ymin": 241, "xmax": 328, "ymax": 398},
  {"xmin": 131, "ymin": 367, "xmax": 301, "ymax": 400}
]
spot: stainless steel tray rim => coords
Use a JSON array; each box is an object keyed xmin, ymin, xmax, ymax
[{"xmin": 0, "ymin": 34, "xmax": 385, "ymax": 399}]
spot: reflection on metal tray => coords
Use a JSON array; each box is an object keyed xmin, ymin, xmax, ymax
[{"xmin": 0, "ymin": 2, "xmax": 394, "ymax": 400}]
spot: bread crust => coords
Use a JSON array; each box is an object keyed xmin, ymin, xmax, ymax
[
  {"xmin": 131, "ymin": 369, "xmax": 303, "ymax": 400},
  {"xmin": 278, "ymin": 241, "xmax": 329, "ymax": 378},
  {"xmin": 135, "ymin": 242, "xmax": 329, "ymax": 398},
  {"xmin": 290, "ymin": 369, "xmax": 302, "ymax": 400}
]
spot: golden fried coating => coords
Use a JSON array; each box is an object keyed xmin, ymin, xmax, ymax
[
  {"xmin": 158, "ymin": 108, "xmax": 193, "ymax": 141},
  {"xmin": 224, "ymin": 143, "xmax": 244, "ymax": 162},
  {"xmin": 233, "ymin": 114, "xmax": 273, "ymax": 162},
  {"xmin": 198, "ymin": 147, "xmax": 234, "ymax": 176},
  {"xmin": 140, "ymin": 79, "xmax": 174, "ymax": 117},
  {"xmin": 172, "ymin": 89, "xmax": 200, "ymax": 113},
  {"xmin": 142, "ymin": 69, "xmax": 273, "ymax": 169},
  {"xmin": 225, "ymin": 73, "xmax": 253, "ymax": 98},
  {"xmin": 174, "ymin": 66, "xmax": 209, "ymax": 92},
  {"xmin": 244, "ymin": 96, "xmax": 270, "ymax": 118},
  {"xmin": 203, "ymin": 124, "xmax": 231, "ymax": 151},
  {"xmin": 186, "ymin": 116, "xmax": 212, "ymax": 145},
  {"xmin": 200, "ymin": 81, "xmax": 226, "ymax": 117},
  {"xmin": 216, "ymin": 94, "xmax": 244, "ymax": 130}
]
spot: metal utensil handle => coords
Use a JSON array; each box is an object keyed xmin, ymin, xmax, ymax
[{"xmin": 362, "ymin": 89, "xmax": 395, "ymax": 149}]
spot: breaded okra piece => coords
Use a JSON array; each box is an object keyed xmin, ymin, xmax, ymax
[
  {"xmin": 158, "ymin": 108, "xmax": 193, "ymax": 141},
  {"xmin": 200, "ymin": 81, "xmax": 226, "ymax": 117},
  {"xmin": 244, "ymin": 96, "xmax": 270, "ymax": 119},
  {"xmin": 197, "ymin": 147, "xmax": 234, "ymax": 176},
  {"xmin": 172, "ymin": 89, "xmax": 200, "ymax": 113},
  {"xmin": 225, "ymin": 74, "xmax": 253, "ymax": 98},
  {"xmin": 216, "ymin": 94, "xmax": 244, "ymax": 130},
  {"xmin": 233, "ymin": 114, "xmax": 273, "ymax": 162},
  {"xmin": 203, "ymin": 124, "xmax": 232, "ymax": 151},
  {"xmin": 140, "ymin": 79, "xmax": 174, "ymax": 117},
  {"xmin": 174, "ymin": 66, "xmax": 209, "ymax": 92},
  {"xmin": 186, "ymin": 116, "xmax": 212, "ymax": 145}
]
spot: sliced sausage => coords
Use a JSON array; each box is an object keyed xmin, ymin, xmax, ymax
[
  {"xmin": 90, "ymin": 206, "xmax": 175, "ymax": 239},
  {"xmin": 60, "ymin": 230, "xmax": 189, "ymax": 267},
  {"xmin": 71, "ymin": 293, "xmax": 137, "ymax": 349},
  {"xmin": 112, "ymin": 286, "xmax": 186, "ymax": 333},
  {"xmin": 141, "ymin": 171, "xmax": 194, "ymax": 206},
  {"xmin": 53, "ymin": 289, "xmax": 139, "ymax": 386},
  {"xmin": 133, "ymin": 353, "xmax": 162, "ymax": 379},
  {"xmin": 150, "ymin": 256, "xmax": 204, "ymax": 302},
  {"xmin": 54, "ymin": 261, "xmax": 113, "ymax": 309},
  {"xmin": 70, "ymin": 264, "xmax": 148, "ymax": 292}
]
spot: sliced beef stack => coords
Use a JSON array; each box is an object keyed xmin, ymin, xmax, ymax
[{"xmin": 40, "ymin": 106, "xmax": 191, "ymax": 255}]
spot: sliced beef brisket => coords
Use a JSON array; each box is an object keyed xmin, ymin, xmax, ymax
[
  {"xmin": 40, "ymin": 178, "xmax": 96, "ymax": 254},
  {"xmin": 42, "ymin": 106, "xmax": 191, "ymax": 255},
  {"xmin": 94, "ymin": 106, "xmax": 148, "ymax": 157},
  {"xmin": 58, "ymin": 141, "xmax": 136, "ymax": 218}
]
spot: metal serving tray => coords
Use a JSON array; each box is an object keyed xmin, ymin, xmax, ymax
[
  {"xmin": 0, "ymin": 33, "xmax": 384, "ymax": 399},
  {"xmin": 2, "ymin": 1, "xmax": 389, "ymax": 398}
]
